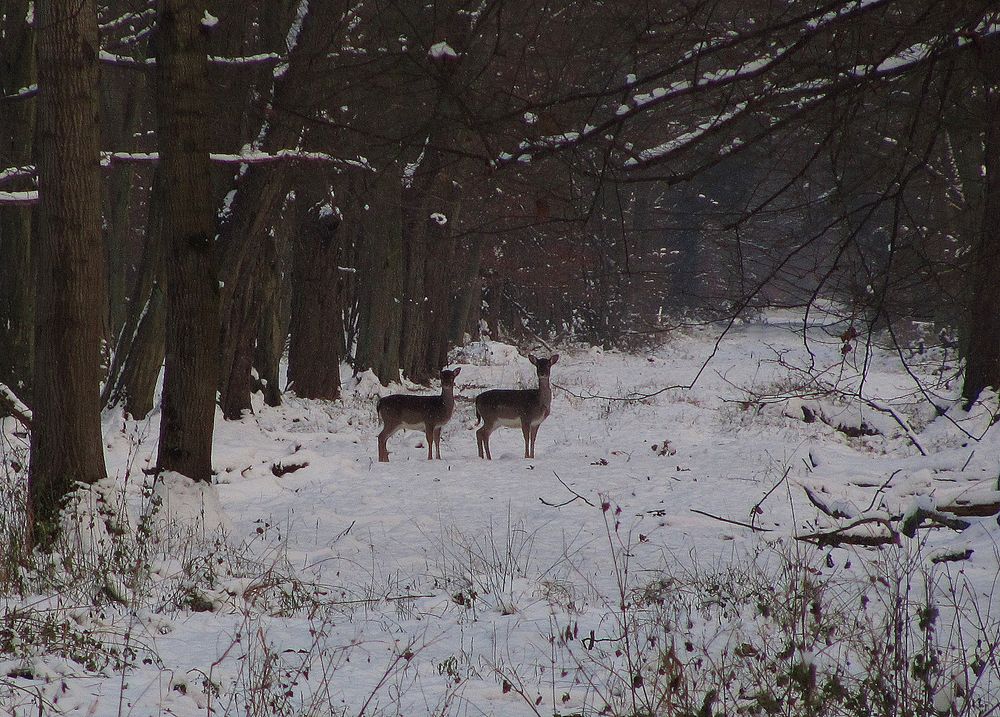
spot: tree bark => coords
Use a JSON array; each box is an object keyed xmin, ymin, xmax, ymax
[
  {"xmin": 103, "ymin": 170, "xmax": 166, "ymax": 420},
  {"xmin": 155, "ymin": 0, "xmax": 220, "ymax": 482},
  {"xmin": 216, "ymin": 0, "xmax": 349, "ymax": 419},
  {"xmin": 963, "ymin": 36, "xmax": 1000, "ymax": 405},
  {"xmin": 288, "ymin": 198, "xmax": 344, "ymax": 400},
  {"xmin": 254, "ymin": 196, "xmax": 295, "ymax": 408},
  {"xmin": 449, "ymin": 235, "xmax": 486, "ymax": 344},
  {"xmin": 0, "ymin": 0, "xmax": 36, "ymax": 407},
  {"xmin": 28, "ymin": 0, "xmax": 108, "ymax": 548},
  {"xmin": 355, "ymin": 171, "xmax": 404, "ymax": 384},
  {"xmin": 422, "ymin": 200, "xmax": 460, "ymax": 371},
  {"xmin": 399, "ymin": 186, "xmax": 431, "ymax": 383},
  {"xmin": 100, "ymin": 69, "xmax": 149, "ymax": 346}
]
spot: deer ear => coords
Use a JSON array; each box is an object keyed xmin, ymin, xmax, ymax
[
  {"xmin": 452, "ymin": 367, "xmax": 461, "ymax": 377},
  {"xmin": 528, "ymin": 354, "xmax": 538, "ymax": 365},
  {"xmin": 549, "ymin": 354, "xmax": 559, "ymax": 365}
]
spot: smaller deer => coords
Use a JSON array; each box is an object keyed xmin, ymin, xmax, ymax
[
  {"xmin": 377, "ymin": 368, "xmax": 461, "ymax": 462},
  {"xmin": 475, "ymin": 354, "xmax": 559, "ymax": 459}
]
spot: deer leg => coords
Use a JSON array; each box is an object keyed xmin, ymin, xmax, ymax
[
  {"xmin": 477, "ymin": 424, "xmax": 492, "ymax": 459},
  {"xmin": 377, "ymin": 425, "xmax": 397, "ymax": 463},
  {"xmin": 434, "ymin": 426, "xmax": 443, "ymax": 459},
  {"xmin": 425, "ymin": 426, "xmax": 434, "ymax": 460},
  {"xmin": 529, "ymin": 424, "xmax": 540, "ymax": 458},
  {"xmin": 521, "ymin": 421, "xmax": 531, "ymax": 458}
]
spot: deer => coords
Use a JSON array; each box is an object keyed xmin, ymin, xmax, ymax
[
  {"xmin": 475, "ymin": 354, "xmax": 559, "ymax": 459},
  {"xmin": 376, "ymin": 368, "xmax": 461, "ymax": 462}
]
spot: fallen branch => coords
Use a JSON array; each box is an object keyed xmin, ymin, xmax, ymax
[
  {"xmin": 861, "ymin": 397, "xmax": 927, "ymax": 456},
  {"xmin": 931, "ymin": 548, "xmax": 974, "ymax": 564},
  {"xmin": 900, "ymin": 508, "xmax": 970, "ymax": 537},
  {"xmin": 936, "ymin": 499, "xmax": 1000, "ymax": 518},
  {"xmin": 690, "ymin": 508, "xmax": 772, "ymax": 532},
  {"xmin": 797, "ymin": 516, "xmax": 898, "ymax": 548}
]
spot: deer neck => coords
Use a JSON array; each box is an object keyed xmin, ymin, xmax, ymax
[
  {"xmin": 536, "ymin": 376, "xmax": 551, "ymax": 408},
  {"xmin": 440, "ymin": 385, "xmax": 455, "ymax": 413}
]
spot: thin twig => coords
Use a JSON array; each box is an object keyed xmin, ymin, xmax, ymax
[
  {"xmin": 749, "ymin": 466, "xmax": 790, "ymax": 528},
  {"xmin": 864, "ymin": 469, "xmax": 900, "ymax": 513},
  {"xmin": 690, "ymin": 508, "xmax": 772, "ymax": 532},
  {"xmin": 538, "ymin": 471, "xmax": 597, "ymax": 508}
]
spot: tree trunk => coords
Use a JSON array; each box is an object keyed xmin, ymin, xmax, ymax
[
  {"xmin": 28, "ymin": 0, "xmax": 107, "ymax": 548},
  {"xmin": 254, "ymin": 197, "xmax": 295, "ymax": 408},
  {"xmin": 155, "ymin": 0, "xmax": 220, "ymax": 482},
  {"xmin": 0, "ymin": 0, "xmax": 36, "ymax": 407},
  {"xmin": 963, "ymin": 36, "xmax": 1000, "ymax": 405},
  {"xmin": 422, "ymin": 201, "xmax": 460, "ymax": 371},
  {"xmin": 355, "ymin": 171, "xmax": 404, "ymax": 384},
  {"xmin": 216, "ymin": 0, "xmax": 349, "ymax": 419},
  {"xmin": 103, "ymin": 169, "xmax": 166, "ymax": 419},
  {"xmin": 399, "ymin": 186, "xmax": 431, "ymax": 383},
  {"xmin": 101, "ymin": 71, "xmax": 149, "ymax": 346},
  {"xmin": 449, "ymin": 235, "xmax": 486, "ymax": 344},
  {"xmin": 288, "ymin": 199, "xmax": 345, "ymax": 400}
]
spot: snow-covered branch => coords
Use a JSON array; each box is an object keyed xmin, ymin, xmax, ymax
[
  {"xmin": 0, "ymin": 191, "xmax": 38, "ymax": 206},
  {"xmin": 498, "ymin": 1, "xmax": 998, "ymax": 172},
  {"xmin": 100, "ymin": 149, "xmax": 372, "ymax": 170},
  {"xmin": 99, "ymin": 52, "xmax": 283, "ymax": 68}
]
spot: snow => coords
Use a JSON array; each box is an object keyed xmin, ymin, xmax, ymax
[
  {"xmin": 0, "ymin": 190, "xmax": 38, "ymax": 205},
  {"xmin": 428, "ymin": 41, "xmax": 458, "ymax": 59},
  {"xmin": 625, "ymin": 102, "xmax": 747, "ymax": 167},
  {"xmin": 2, "ymin": 309, "xmax": 999, "ymax": 714},
  {"xmin": 200, "ymin": 10, "xmax": 218, "ymax": 28}
]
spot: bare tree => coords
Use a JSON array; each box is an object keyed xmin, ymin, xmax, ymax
[
  {"xmin": 154, "ymin": 0, "xmax": 220, "ymax": 481},
  {"xmin": 0, "ymin": 0, "xmax": 36, "ymax": 406},
  {"xmin": 28, "ymin": 0, "xmax": 108, "ymax": 547}
]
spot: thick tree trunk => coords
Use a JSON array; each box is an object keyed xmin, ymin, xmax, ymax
[
  {"xmin": 355, "ymin": 171, "xmax": 404, "ymax": 384},
  {"xmin": 963, "ymin": 37, "xmax": 1000, "ymax": 405},
  {"xmin": 0, "ymin": 0, "xmax": 36, "ymax": 406},
  {"xmin": 288, "ymin": 201, "xmax": 344, "ymax": 400},
  {"xmin": 216, "ymin": 0, "xmax": 349, "ymax": 419},
  {"xmin": 28, "ymin": 0, "xmax": 107, "ymax": 548},
  {"xmin": 155, "ymin": 0, "xmax": 220, "ymax": 482}
]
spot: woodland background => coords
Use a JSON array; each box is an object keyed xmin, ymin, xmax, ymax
[{"xmin": 1, "ymin": 0, "xmax": 999, "ymax": 543}]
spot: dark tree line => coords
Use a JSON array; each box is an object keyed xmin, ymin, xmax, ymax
[{"xmin": 0, "ymin": 0, "xmax": 998, "ymax": 544}]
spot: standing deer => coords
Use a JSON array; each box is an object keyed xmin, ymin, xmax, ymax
[
  {"xmin": 377, "ymin": 368, "xmax": 461, "ymax": 462},
  {"xmin": 475, "ymin": 354, "xmax": 559, "ymax": 459}
]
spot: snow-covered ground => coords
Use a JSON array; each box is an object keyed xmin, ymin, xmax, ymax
[{"xmin": 2, "ymin": 309, "xmax": 999, "ymax": 715}]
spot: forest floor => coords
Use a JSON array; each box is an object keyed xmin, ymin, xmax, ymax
[{"xmin": 2, "ymin": 308, "xmax": 999, "ymax": 716}]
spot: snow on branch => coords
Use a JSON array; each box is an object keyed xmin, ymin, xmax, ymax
[
  {"xmin": 0, "ymin": 191, "xmax": 38, "ymax": 206},
  {"xmin": 2, "ymin": 148, "xmax": 371, "ymax": 207},
  {"xmin": 209, "ymin": 53, "xmax": 282, "ymax": 67},
  {"xmin": 498, "ymin": 1, "xmax": 997, "ymax": 171},
  {"xmin": 99, "ymin": 51, "xmax": 283, "ymax": 68},
  {"xmin": 0, "ymin": 166, "xmax": 34, "ymax": 186},
  {"xmin": 1, "ymin": 84, "xmax": 37, "ymax": 101},
  {"xmin": 99, "ymin": 50, "xmax": 154, "ymax": 67},
  {"xmin": 98, "ymin": 8, "xmax": 156, "ymax": 33},
  {"xmin": 0, "ymin": 384, "xmax": 31, "ymax": 429},
  {"xmin": 100, "ymin": 149, "xmax": 372, "ymax": 170}
]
